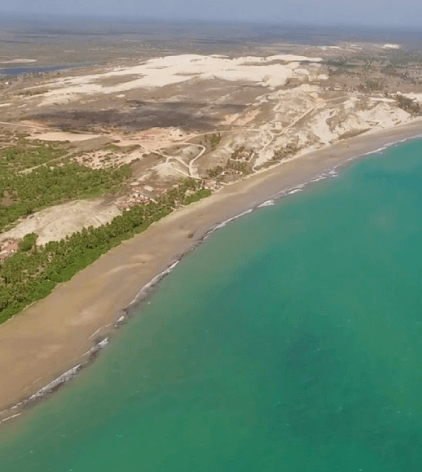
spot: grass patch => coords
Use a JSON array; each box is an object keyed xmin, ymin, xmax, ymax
[{"xmin": 338, "ymin": 129, "xmax": 370, "ymax": 140}]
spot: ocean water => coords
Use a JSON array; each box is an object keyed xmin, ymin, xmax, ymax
[{"xmin": 2, "ymin": 139, "xmax": 422, "ymax": 471}]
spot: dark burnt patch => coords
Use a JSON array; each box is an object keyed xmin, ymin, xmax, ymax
[{"xmin": 29, "ymin": 100, "xmax": 247, "ymax": 132}]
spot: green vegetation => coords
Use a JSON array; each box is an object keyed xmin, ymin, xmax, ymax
[
  {"xmin": 205, "ymin": 144, "xmax": 254, "ymax": 178},
  {"xmin": 396, "ymin": 94, "xmax": 421, "ymax": 115},
  {"xmin": 61, "ymin": 129, "xmax": 83, "ymax": 134},
  {"xmin": 326, "ymin": 58, "xmax": 359, "ymax": 76},
  {"xmin": 382, "ymin": 64, "xmax": 419, "ymax": 84},
  {"xmin": 207, "ymin": 160, "xmax": 251, "ymax": 178},
  {"xmin": 0, "ymin": 178, "xmax": 210, "ymax": 324},
  {"xmin": 126, "ymin": 144, "xmax": 141, "ymax": 153},
  {"xmin": 226, "ymin": 161, "xmax": 251, "ymax": 175},
  {"xmin": 338, "ymin": 129, "xmax": 370, "ymax": 140},
  {"xmin": 230, "ymin": 146, "xmax": 245, "ymax": 160},
  {"xmin": 183, "ymin": 188, "xmax": 211, "ymax": 205},
  {"xmin": 105, "ymin": 144, "xmax": 122, "ymax": 152},
  {"xmin": 207, "ymin": 166, "xmax": 224, "ymax": 178},
  {"xmin": 271, "ymin": 143, "xmax": 300, "ymax": 162},
  {"xmin": 364, "ymin": 80, "xmax": 383, "ymax": 92},
  {"xmin": 0, "ymin": 129, "xmax": 132, "ymax": 231},
  {"xmin": 326, "ymin": 59, "xmax": 348, "ymax": 68},
  {"xmin": 205, "ymin": 133, "xmax": 222, "ymax": 150},
  {"xmin": 0, "ymin": 163, "xmax": 131, "ymax": 231},
  {"xmin": 19, "ymin": 232, "xmax": 38, "ymax": 252},
  {"xmin": 16, "ymin": 89, "xmax": 47, "ymax": 97},
  {"xmin": 388, "ymin": 53, "xmax": 422, "ymax": 67},
  {"xmin": 0, "ymin": 140, "xmax": 68, "ymax": 172}
]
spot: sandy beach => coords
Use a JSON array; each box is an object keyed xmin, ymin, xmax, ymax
[{"xmin": 1, "ymin": 119, "xmax": 422, "ymax": 423}]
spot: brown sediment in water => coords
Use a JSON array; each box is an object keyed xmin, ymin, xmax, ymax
[{"xmin": 1, "ymin": 119, "xmax": 422, "ymax": 424}]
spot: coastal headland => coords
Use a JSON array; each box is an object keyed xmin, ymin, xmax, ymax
[{"xmin": 2, "ymin": 36, "xmax": 422, "ymax": 422}]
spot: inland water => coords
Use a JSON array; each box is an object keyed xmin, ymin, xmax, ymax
[{"xmin": 1, "ymin": 139, "xmax": 422, "ymax": 471}]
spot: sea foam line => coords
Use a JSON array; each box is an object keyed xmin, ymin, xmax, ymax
[
  {"xmin": 128, "ymin": 260, "xmax": 181, "ymax": 308},
  {"xmin": 86, "ymin": 337, "xmax": 109, "ymax": 355},
  {"xmin": 258, "ymin": 199, "xmax": 275, "ymax": 208},
  {"xmin": 0, "ymin": 413, "xmax": 21, "ymax": 426},
  {"xmin": 210, "ymin": 209, "xmax": 254, "ymax": 232},
  {"xmin": 0, "ymin": 333, "xmax": 113, "ymax": 422},
  {"xmin": 346, "ymin": 132, "xmax": 422, "ymax": 163},
  {"xmin": 28, "ymin": 364, "xmax": 82, "ymax": 401}
]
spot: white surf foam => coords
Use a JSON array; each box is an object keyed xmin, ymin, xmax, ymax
[
  {"xmin": 129, "ymin": 260, "xmax": 181, "ymax": 307},
  {"xmin": 258, "ymin": 199, "xmax": 275, "ymax": 208},
  {"xmin": 28, "ymin": 364, "xmax": 82, "ymax": 401},
  {"xmin": 211, "ymin": 209, "xmax": 254, "ymax": 232},
  {"xmin": 0, "ymin": 413, "xmax": 21, "ymax": 425}
]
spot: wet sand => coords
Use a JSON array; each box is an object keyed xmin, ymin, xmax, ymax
[{"xmin": 1, "ymin": 119, "xmax": 422, "ymax": 420}]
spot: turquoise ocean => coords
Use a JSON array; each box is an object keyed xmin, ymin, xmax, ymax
[{"xmin": 1, "ymin": 139, "xmax": 422, "ymax": 471}]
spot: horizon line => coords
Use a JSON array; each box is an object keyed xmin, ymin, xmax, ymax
[{"xmin": 0, "ymin": 10, "xmax": 422, "ymax": 31}]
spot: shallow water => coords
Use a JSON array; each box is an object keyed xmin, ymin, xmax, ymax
[
  {"xmin": 0, "ymin": 65, "xmax": 81, "ymax": 77},
  {"xmin": 1, "ymin": 139, "xmax": 422, "ymax": 471}
]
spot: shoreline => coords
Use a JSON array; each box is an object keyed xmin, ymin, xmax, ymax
[{"xmin": 1, "ymin": 119, "xmax": 422, "ymax": 425}]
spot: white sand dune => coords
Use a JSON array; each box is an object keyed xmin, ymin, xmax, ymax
[
  {"xmin": 27, "ymin": 54, "xmax": 324, "ymax": 107},
  {"xmin": 1, "ymin": 200, "xmax": 121, "ymax": 246},
  {"xmin": 29, "ymin": 131, "xmax": 101, "ymax": 142},
  {"xmin": 1, "ymin": 59, "xmax": 37, "ymax": 64}
]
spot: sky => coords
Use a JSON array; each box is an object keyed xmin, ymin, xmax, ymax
[{"xmin": 2, "ymin": 0, "xmax": 422, "ymax": 28}]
